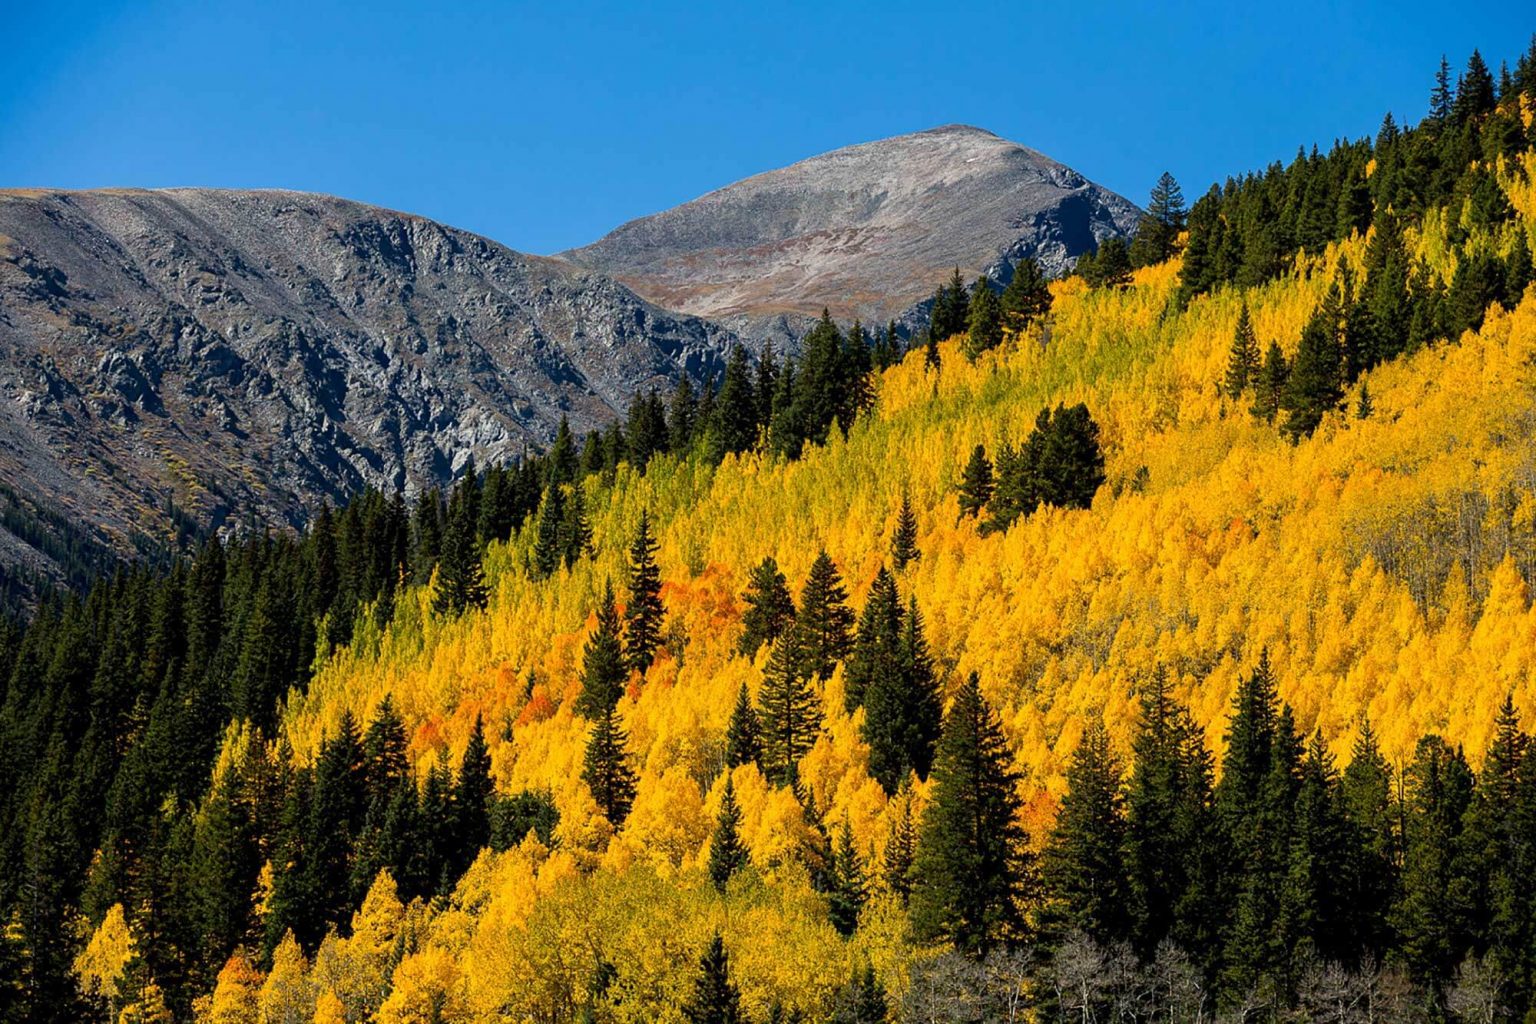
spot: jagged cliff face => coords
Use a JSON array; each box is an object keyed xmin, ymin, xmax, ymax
[
  {"xmin": 561, "ymin": 125, "xmax": 1141, "ymax": 347},
  {"xmin": 0, "ymin": 188, "xmax": 733, "ymax": 589}
]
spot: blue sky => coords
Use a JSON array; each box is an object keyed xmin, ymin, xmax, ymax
[{"xmin": 3, "ymin": 1, "xmax": 1530, "ymax": 255}]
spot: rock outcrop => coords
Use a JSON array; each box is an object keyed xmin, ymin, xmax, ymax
[{"xmin": 0, "ymin": 187, "xmax": 733, "ymax": 593}]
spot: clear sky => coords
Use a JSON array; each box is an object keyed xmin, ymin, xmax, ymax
[{"xmin": 3, "ymin": 1, "xmax": 1530, "ymax": 255}]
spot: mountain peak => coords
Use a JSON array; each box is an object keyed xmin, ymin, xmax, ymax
[{"xmin": 561, "ymin": 127, "xmax": 1139, "ymax": 346}]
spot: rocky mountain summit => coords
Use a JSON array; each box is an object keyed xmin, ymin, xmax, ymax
[
  {"xmin": 561, "ymin": 125, "xmax": 1141, "ymax": 347},
  {"xmin": 0, "ymin": 188, "xmax": 733, "ymax": 596}
]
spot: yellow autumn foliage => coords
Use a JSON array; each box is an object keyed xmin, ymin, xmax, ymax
[{"xmin": 211, "ymin": 175, "xmax": 1536, "ymax": 1019}]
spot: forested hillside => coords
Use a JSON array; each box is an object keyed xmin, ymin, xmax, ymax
[{"xmin": 5, "ymin": 41, "xmax": 1536, "ymax": 1024}]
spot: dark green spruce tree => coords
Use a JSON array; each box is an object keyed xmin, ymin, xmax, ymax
[
  {"xmin": 890, "ymin": 492, "xmax": 920, "ymax": 571},
  {"xmin": 452, "ymin": 714, "xmax": 494, "ymax": 876},
  {"xmin": 957, "ymin": 444, "xmax": 994, "ymax": 519},
  {"xmin": 738, "ymin": 556, "xmax": 796, "ymax": 657},
  {"xmin": 681, "ymin": 934, "xmax": 745, "ymax": 1024},
  {"xmin": 844, "ymin": 567, "xmax": 901, "ymax": 712},
  {"xmin": 759, "ymin": 630, "xmax": 820, "ymax": 787},
  {"xmin": 827, "ymin": 821, "xmax": 868, "ymax": 937},
  {"xmin": 708, "ymin": 777, "xmax": 749, "ymax": 892},
  {"xmin": 583, "ymin": 707, "xmax": 637, "ymax": 828},
  {"xmin": 910, "ymin": 672, "xmax": 1029, "ymax": 954},
  {"xmin": 574, "ymin": 581, "xmax": 628, "ymax": 720},
  {"xmin": 863, "ymin": 596, "xmax": 942, "ymax": 795},
  {"xmin": 794, "ymin": 551, "xmax": 855, "ymax": 680},
  {"xmin": 1282, "ymin": 289, "xmax": 1345, "ymax": 439},
  {"xmin": 963, "ymin": 277, "xmax": 1003, "ymax": 361},
  {"xmin": 1225, "ymin": 303, "xmax": 1260, "ymax": 400},
  {"xmin": 724, "ymin": 682, "xmax": 762, "ymax": 769},
  {"xmin": 1043, "ymin": 718, "xmax": 1131, "ymax": 946},
  {"xmin": 1001, "ymin": 256, "xmax": 1052, "ymax": 331},
  {"xmin": 623, "ymin": 511, "xmax": 665, "ymax": 675}
]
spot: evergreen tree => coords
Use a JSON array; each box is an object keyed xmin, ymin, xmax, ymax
[
  {"xmin": 417, "ymin": 753, "xmax": 455, "ymax": 892},
  {"xmin": 1362, "ymin": 211, "xmax": 1411, "ymax": 363},
  {"xmin": 410, "ymin": 489, "xmax": 443, "ymax": 585},
  {"xmin": 724, "ymin": 681, "xmax": 762, "ymax": 770},
  {"xmin": 711, "ymin": 345, "xmax": 759, "ymax": 461},
  {"xmin": 883, "ymin": 792, "xmax": 917, "ymax": 903},
  {"xmin": 558, "ymin": 485, "xmax": 592, "ymax": 569},
  {"xmin": 1032, "ymin": 403, "xmax": 1106, "ymax": 510},
  {"xmin": 708, "ymin": 777, "xmax": 749, "ymax": 892},
  {"xmin": 583, "ymin": 707, "xmax": 637, "ymax": 828},
  {"xmin": 452, "ymin": 715, "xmax": 493, "ymax": 875},
  {"xmin": 1001, "ymin": 256, "xmax": 1052, "ymax": 331},
  {"xmin": 1124, "ymin": 668, "xmax": 1221, "ymax": 965},
  {"xmin": 1292, "ymin": 733, "xmax": 1364, "ymax": 962},
  {"xmin": 1282, "ymin": 290, "xmax": 1345, "ymax": 439},
  {"xmin": 1224, "ymin": 303, "xmax": 1260, "ymax": 399},
  {"xmin": 755, "ymin": 344, "xmax": 779, "ymax": 428},
  {"xmin": 432, "ymin": 476, "xmax": 488, "ymax": 617},
  {"xmin": 890, "ymin": 491, "xmax": 920, "ymax": 571},
  {"xmin": 1339, "ymin": 718, "xmax": 1396, "ymax": 960},
  {"xmin": 575, "ymin": 581, "xmax": 627, "ymax": 719},
  {"xmin": 844, "ymin": 567, "xmax": 901, "ymax": 712},
  {"xmin": 1082, "ymin": 237, "xmax": 1132, "ymax": 288},
  {"xmin": 738, "ymin": 557, "xmax": 796, "ymax": 657},
  {"xmin": 1462, "ymin": 697, "xmax": 1532, "ymax": 1018},
  {"xmin": 759, "ymin": 631, "xmax": 819, "ymax": 787},
  {"xmin": 1043, "ymin": 718, "xmax": 1131, "ymax": 946},
  {"xmin": 928, "ymin": 268, "xmax": 969, "ymax": 344},
  {"xmin": 1130, "ymin": 172, "xmax": 1187, "ymax": 267},
  {"xmin": 184, "ymin": 758, "xmax": 258, "ymax": 981},
  {"xmin": 1355, "ymin": 383, "xmax": 1373, "ymax": 419},
  {"xmin": 910, "ymin": 673, "xmax": 1028, "ymax": 954},
  {"xmin": 1253, "ymin": 341, "xmax": 1290, "ymax": 422},
  {"xmin": 793, "ymin": 551, "xmax": 854, "ymax": 680},
  {"xmin": 306, "ymin": 711, "xmax": 366, "ymax": 935},
  {"xmin": 531, "ymin": 485, "xmax": 566, "ymax": 580},
  {"xmin": 863, "ymin": 596, "xmax": 942, "ymax": 795},
  {"xmin": 623, "ymin": 511, "xmax": 665, "ymax": 675},
  {"xmin": 827, "ymin": 821, "xmax": 867, "ymax": 937},
  {"xmin": 681, "ymin": 935, "xmax": 744, "ymax": 1024},
  {"xmin": 1507, "ymin": 229, "xmax": 1533, "ymax": 300},
  {"xmin": 1392, "ymin": 734, "xmax": 1475, "ymax": 1002},
  {"xmin": 546, "ymin": 415, "xmax": 578, "ymax": 486},
  {"xmin": 957, "ymin": 444, "xmax": 994, "ymax": 519},
  {"xmin": 1429, "ymin": 55, "xmax": 1456, "ymax": 130},
  {"xmin": 351, "ymin": 697, "xmax": 419, "ymax": 901},
  {"xmin": 963, "ymin": 277, "xmax": 1003, "ymax": 361},
  {"xmin": 1454, "ymin": 50, "xmax": 1496, "ymax": 123}
]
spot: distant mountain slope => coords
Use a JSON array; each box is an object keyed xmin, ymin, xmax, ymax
[
  {"xmin": 561, "ymin": 125, "xmax": 1141, "ymax": 346},
  {"xmin": 0, "ymin": 188, "xmax": 733, "ymax": 595}
]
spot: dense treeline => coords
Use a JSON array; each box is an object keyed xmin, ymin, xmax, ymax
[
  {"xmin": 1191, "ymin": 47, "xmax": 1535, "ymax": 439},
  {"xmin": 0, "ymin": 478, "xmax": 577, "ymax": 1021},
  {"xmin": 679, "ymin": 660, "xmax": 1536, "ymax": 1024}
]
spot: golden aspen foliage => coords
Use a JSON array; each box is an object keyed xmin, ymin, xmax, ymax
[
  {"xmin": 73, "ymin": 903, "xmax": 135, "ymax": 1011},
  {"xmin": 257, "ymin": 932, "xmax": 313, "ymax": 1024},
  {"xmin": 309, "ymin": 990, "xmax": 345, "ymax": 1024},
  {"xmin": 226, "ymin": 168, "xmax": 1536, "ymax": 1019},
  {"xmin": 201, "ymin": 952, "xmax": 262, "ymax": 1024}
]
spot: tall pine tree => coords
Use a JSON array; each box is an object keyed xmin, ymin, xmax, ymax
[
  {"xmin": 623, "ymin": 511, "xmax": 664, "ymax": 675},
  {"xmin": 910, "ymin": 672, "xmax": 1028, "ymax": 954}
]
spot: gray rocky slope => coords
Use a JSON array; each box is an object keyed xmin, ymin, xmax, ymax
[
  {"xmin": 0, "ymin": 187, "xmax": 733, "ymax": 589},
  {"xmin": 561, "ymin": 125, "xmax": 1141, "ymax": 348}
]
